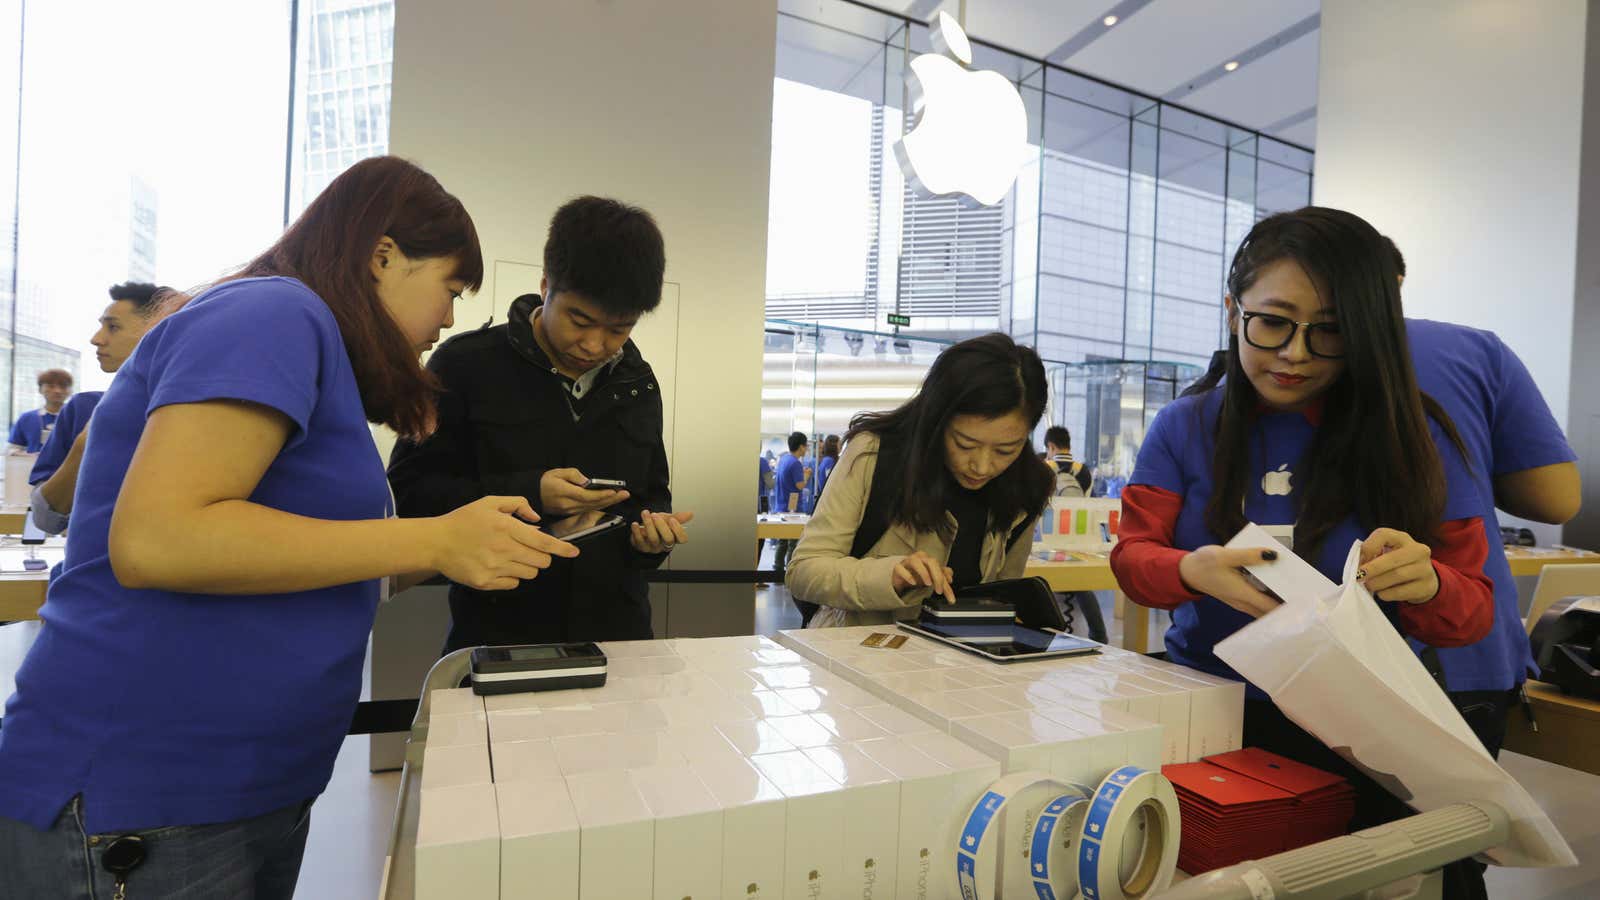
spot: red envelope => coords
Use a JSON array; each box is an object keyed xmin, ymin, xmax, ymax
[{"xmin": 1206, "ymin": 747, "xmax": 1346, "ymax": 797}]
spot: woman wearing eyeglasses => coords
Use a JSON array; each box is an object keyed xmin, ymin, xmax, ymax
[{"xmin": 1109, "ymin": 207, "xmax": 1497, "ymax": 898}]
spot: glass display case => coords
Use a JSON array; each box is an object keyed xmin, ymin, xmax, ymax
[{"xmin": 1055, "ymin": 360, "xmax": 1203, "ymax": 497}]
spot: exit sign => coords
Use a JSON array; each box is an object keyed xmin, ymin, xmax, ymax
[{"xmin": 887, "ymin": 313, "xmax": 912, "ymax": 327}]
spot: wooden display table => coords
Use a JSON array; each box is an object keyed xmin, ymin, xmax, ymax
[
  {"xmin": 1502, "ymin": 680, "xmax": 1600, "ymax": 776},
  {"xmin": 1504, "ymin": 545, "xmax": 1600, "ymax": 577},
  {"xmin": 0, "ymin": 544, "xmax": 63, "ymax": 620},
  {"xmin": 0, "ymin": 506, "xmax": 28, "ymax": 535},
  {"xmin": 755, "ymin": 513, "xmax": 807, "ymax": 540}
]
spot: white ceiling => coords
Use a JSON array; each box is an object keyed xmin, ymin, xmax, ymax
[{"xmin": 882, "ymin": 0, "xmax": 1321, "ymax": 148}]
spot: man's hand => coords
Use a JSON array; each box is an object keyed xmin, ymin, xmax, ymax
[
  {"xmin": 630, "ymin": 510, "xmax": 693, "ymax": 554},
  {"xmin": 540, "ymin": 467, "xmax": 630, "ymax": 517}
]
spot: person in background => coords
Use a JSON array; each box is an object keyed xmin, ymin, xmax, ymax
[
  {"xmin": 30, "ymin": 286, "xmax": 189, "ymax": 535},
  {"xmin": 1043, "ymin": 425, "xmax": 1091, "ymax": 497},
  {"xmin": 388, "ymin": 195, "xmax": 690, "ymax": 651},
  {"xmin": 8, "ymin": 369, "xmax": 72, "ymax": 454},
  {"xmin": 770, "ymin": 431, "xmax": 809, "ymax": 570},
  {"xmin": 1381, "ymin": 236, "xmax": 1581, "ymax": 528},
  {"xmin": 813, "ymin": 434, "xmax": 840, "ymax": 506},
  {"xmin": 1040, "ymin": 424, "xmax": 1107, "ymax": 641},
  {"xmin": 1113, "ymin": 207, "xmax": 1497, "ymax": 900},
  {"xmin": 759, "ymin": 451, "xmax": 774, "ymax": 514},
  {"xmin": 788, "ymin": 333, "xmax": 1053, "ymax": 628},
  {"xmin": 0, "ymin": 156, "xmax": 577, "ymax": 900}
]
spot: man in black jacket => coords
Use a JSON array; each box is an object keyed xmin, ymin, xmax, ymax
[{"xmin": 388, "ymin": 196, "xmax": 691, "ymax": 650}]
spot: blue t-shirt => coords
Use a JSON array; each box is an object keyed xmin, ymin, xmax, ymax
[
  {"xmin": 773, "ymin": 453, "xmax": 805, "ymax": 513},
  {"xmin": 1130, "ymin": 389, "xmax": 1484, "ymax": 695},
  {"xmin": 1407, "ymin": 318, "xmax": 1576, "ymax": 691},
  {"xmin": 0, "ymin": 277, "xmax": 391, "ymax": 833},
  {"xmin": 9, "ymin": 408, "xmax": 60, "ymax": 453},
  {"xmin": 29, "ymin": 391, "xmax": 103, "ymax": 485},
  {"xmin": 815, "ymin": 455, "xmax": 838, "ymax": 505}
]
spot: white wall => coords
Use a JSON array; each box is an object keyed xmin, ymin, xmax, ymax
[
  {"xmin": 386, "ymin": 0, "xmax": 777, "ymax": 634},
  {"xmin": 1313, "ymin": 0, "xmax": 1587, "ymax": 429}
]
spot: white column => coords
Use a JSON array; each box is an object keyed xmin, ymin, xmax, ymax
[
  {"xmin": 387, "ymin": 0, "xmax": 777, "ymax": 635},
  {"xmin": 1312, "ymin": 0, "xmax": 1586, "ymax": 429}
]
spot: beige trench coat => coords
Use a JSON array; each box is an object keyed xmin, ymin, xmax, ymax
[{"xmin": 786, "ymin": 432, "xmax": 1038, "ymax": 628}]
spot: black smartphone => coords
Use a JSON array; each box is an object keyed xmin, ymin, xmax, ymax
[
  {"xmin": 952, "ymin": 576, "xmax": 1069, "ymax": 632},
  {"xmin": 583, "ymin": 477, "xmax": 627, "ymax": 490},
  {"xmin": 547, "ymin": 511, "xmax": 628, "ymax": 543}
]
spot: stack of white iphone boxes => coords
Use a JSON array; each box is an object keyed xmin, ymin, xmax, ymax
[
  {"xmin": 412, "ymin": 634, "xmax": 1005, "ymax": 900},
  {"xmin": 775, "ymin": 626, "xmax": 1246, "ymax": 781}
]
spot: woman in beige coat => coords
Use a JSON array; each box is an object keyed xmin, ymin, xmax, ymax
[{"xmin": 787, "ymin": 333, "xmax": 1054, "ymax": 627}]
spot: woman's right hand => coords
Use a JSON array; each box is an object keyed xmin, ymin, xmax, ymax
[
  {"xmin": 433, "ymin": 496, "xmax": 580, "ymax": 591},
  {"xmin": 1177, "ymin": 545, "xmax": 1281, "ymax": 618},
  {"xmin": 891, "ymin": 551, "xmax": 957, "ymax": 604}
]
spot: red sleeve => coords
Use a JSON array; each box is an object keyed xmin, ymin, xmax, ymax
[
  {"xmin": 1394, "ymin": 518, "xmax": 1495, "ymax": 647},
  {"xmin": 1109, "ymin": 484, "xmax": 1200, "ymax": 611}
]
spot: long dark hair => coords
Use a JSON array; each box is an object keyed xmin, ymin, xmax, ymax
[
  {"xmin": 224, "ymin": 156, "xmax": 484, "ymax": 440},
  {"xmin": 1200, "ymin": 207, "xmax": 1466, "ymax": 563},
  {"xmin": 846, "ymin": 333, "xmax": 1054, "ymax": 537}
]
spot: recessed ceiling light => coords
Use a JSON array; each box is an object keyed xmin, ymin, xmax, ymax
[
  {"xmin": 1103, "ymin": 15, "xmax": 1118, "ymax": 26},
  {"xmin": 1223, "ymin": 60, "xmax": 1240, "ymax": 72}
]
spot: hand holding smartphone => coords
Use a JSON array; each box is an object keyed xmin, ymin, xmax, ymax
[{"xmin": 546, "ymin": 509, "xmax": 628, "ymax": 543}]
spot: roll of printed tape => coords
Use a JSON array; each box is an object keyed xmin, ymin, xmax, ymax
[
  {"xmin": 1028, "ymin": 793, "xmax": 1090, "ymax": 900},
  {"xmin": 955, "ymin": 772, "xmax": 1080, "ymax": 900},
  {"xmin": 1077, "ymin": 765, "xmax": 1181, "ymax": 900}
]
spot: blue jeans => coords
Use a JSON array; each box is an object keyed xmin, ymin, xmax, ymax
[{"xmin": 0, "ymin": 794, "xmax": 313, "ymax": 900}]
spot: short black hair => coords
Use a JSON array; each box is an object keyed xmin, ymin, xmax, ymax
[
  {"xmin": 1044, "ymin": 426, "xmax": 1071, "ymax": 449},
  {"xmin": 543, "ymin": 196, "xmax": 666, "ymax": 318},
  {"xmin": 788, "ymin": 431, "xmax": 808, "ymax": 452},
  {"xmin": 1380, "ymin": 235, "xmax": 1406, "ymax": 278},
  {"xmin": 108, "ymin": 282, "xmax": 171, "ymax": 316}
]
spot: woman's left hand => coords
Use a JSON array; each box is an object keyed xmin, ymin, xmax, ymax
[{"xmin": 1357, "ymin": 527, "xmax": 1438, "ymax": 604}]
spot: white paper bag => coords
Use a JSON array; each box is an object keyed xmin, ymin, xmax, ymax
[{"xmin": 1214, "ymin": 524, "xmax": 1575, "ymax": 868}]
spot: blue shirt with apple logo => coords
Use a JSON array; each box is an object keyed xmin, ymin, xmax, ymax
[{"xmin": 1129, "ymin": 389, "xmax": 1481, "ymax": 692}]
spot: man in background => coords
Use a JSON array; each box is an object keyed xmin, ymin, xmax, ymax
[
  {"xmin": 9, "ymin": 370, "xmax": 72, "ymax": 454},
  {"xmin": 30, "ymin": 283, "xmax": 181, "ymax": 533},
  {"xmin": 1043, "ymin": 425, "xmax": 1091, "ymax": 497}
]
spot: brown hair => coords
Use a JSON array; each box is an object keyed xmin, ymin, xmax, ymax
[
  {"xmin": 225, "ymin": 156, "xmax": 483, "ymax": 439},
  {"xmin": 37, "ymin": 368, "xmax": 72, "ymax": 388}
]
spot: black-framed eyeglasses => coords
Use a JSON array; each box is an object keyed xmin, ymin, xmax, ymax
[{"xmin": 1240, "ymin": 311, "xmax": 1345, "ymax": 359}]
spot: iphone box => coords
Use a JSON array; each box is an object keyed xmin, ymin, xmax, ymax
[
  {"xmin": 630, "ymin": 765, "xmax": 724, "ymax": 900},
  {"xmin": 564, "ymin": 771, "xmax": 655, "ymax": 900},
  {"xmin": 689, "ymin": 752, "xmax": 788, "ymax": 900},
  {"xmin": 488, "ymin": 739, "xmax": 562, "ymax": 783},
  {"xmin": 804, "ymin": 743, "xmax": 902, "ymax": 898},
  {"xmin": 430, "ymin": 687, "xmax": 485, "ymax": 717},
  {"xmin": 420, "ymin": 742, "xmax": 492, "ymax": 791},
  {"xmin": 427, "ymin": 712, "xmax": 489, "ymax": 748},
  {"xmin": 415, "ymin": 783, "xmax": 500, "ymax": 900},
  {"xmin": 1116, "ymin": 663, "xmax": 1245, "ymax": 758},
  {"xmin": 751, "ymin": 749, "xmax": 847, "ymax": 900},
  {"xmin": 495, "ymin": 776, "xmax": 578, "ymax": 900},
  {"xmin": 854, "ymin": 736, "xmax": 999, "ymax": 900}
]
